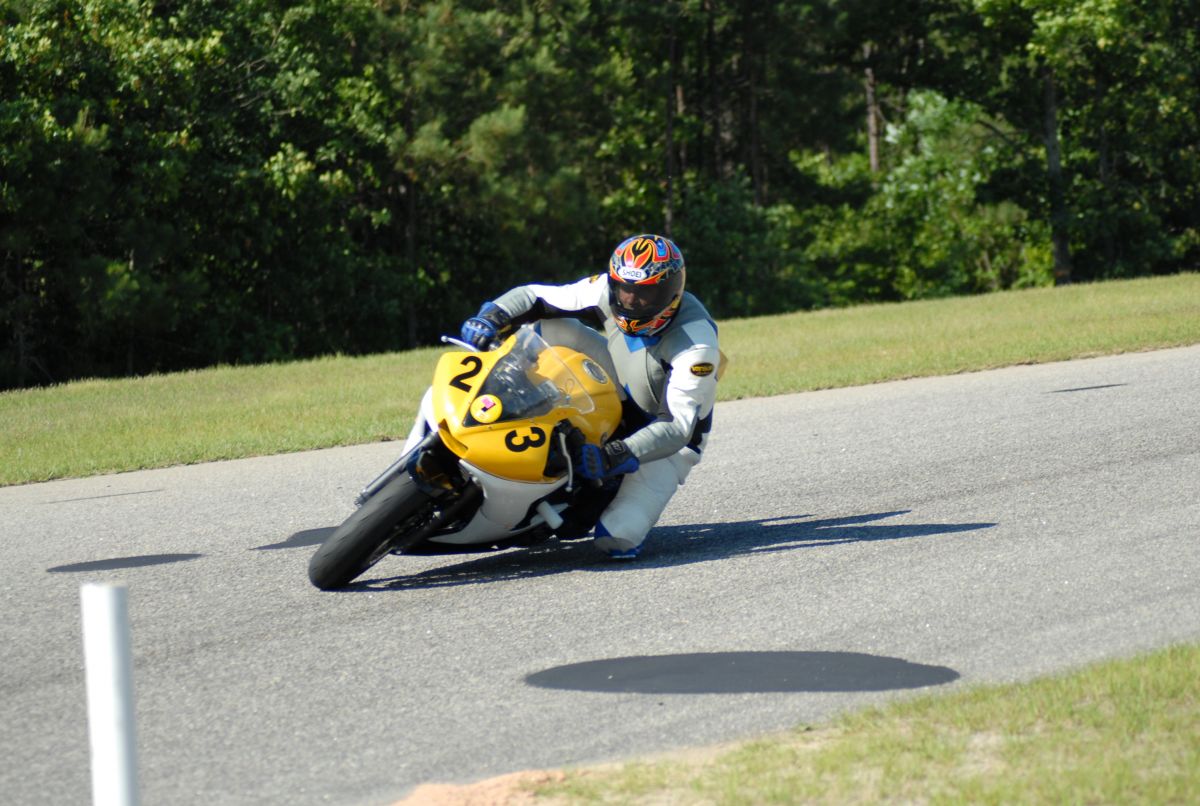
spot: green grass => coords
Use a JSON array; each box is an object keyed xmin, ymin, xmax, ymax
[
  {"xmin": 3, "ymin": 273, "xmax": 1200, "ymax": 486},
  {"xmin": 0, "ymin": 349, "xmax": 438, "ymax": 485},
  {"xmin": 718, "ymin": 273, "xmax": 1200, "ymax": 399},
  {"xmin": 532, "ymin": 643, "xmax": 1200, "ymax": 804}
]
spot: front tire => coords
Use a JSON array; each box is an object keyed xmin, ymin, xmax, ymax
[{"xmin": 308, "ymin": 473, "xmax": 436, "ymax": 590}]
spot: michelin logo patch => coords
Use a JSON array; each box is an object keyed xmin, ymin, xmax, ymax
[{"xmin": 690, "ymin": 362, "xmax": 715, "ymax": 377}]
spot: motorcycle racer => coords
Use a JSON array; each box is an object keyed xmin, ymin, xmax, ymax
[{"xmin": 458, "ymin": 234, "xmax": 720, "ymax": 559}]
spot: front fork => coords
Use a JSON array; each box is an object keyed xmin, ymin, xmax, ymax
[
  {"xmin": 354, "ymin": 431, "xmax": 441, "ymax": 507},
  {"xmin": 357, "ymin": 420, "xmax": 594, "ymax": 541}
]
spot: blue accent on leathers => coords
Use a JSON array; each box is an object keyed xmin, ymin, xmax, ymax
[
  {"xmin": 593, "ymin": 520, "xmax": 640, "ymax": 559},
  {"xmin": 622, "ymin": 332, "xmax": 661, "ymax": 352}
]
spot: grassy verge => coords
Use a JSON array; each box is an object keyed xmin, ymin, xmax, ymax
[
  {"xmin": 718, "ymin": 273, "xmax": 1200, "ymax": 399},
  {"xmin": 0, "ymin": 349, "xmax": 438, "ymax": 486},
  {"xmin": 3, "ymin": 273, "xmax": 1199, "ymax": 486},
  {"xmin": 531, "ymin": 643, "xmax": 1200, "ymax": 804}
]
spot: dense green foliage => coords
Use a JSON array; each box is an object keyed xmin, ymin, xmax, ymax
[{"xmin": 3, "ymin": 0, "xmax": 1198, "ymax": 389}]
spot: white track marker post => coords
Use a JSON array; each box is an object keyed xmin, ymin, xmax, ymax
[{"xmin": 80, "ymin": 582, "xmax": 140, "ymax": 806}]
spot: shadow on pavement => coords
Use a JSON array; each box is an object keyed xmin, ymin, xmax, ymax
[
  {"xmin": 253, "ymin": 527, "xmax": 334, "ymax": 551},
  {"xmin": 47, "ymin": 553, "xmax": 203, "ymax": 573},
  {"xmin": 525, "ymin": 650, "xmax": 960, "ymax": 694},
  {"xmin": 342, "ymin": 509, "xmax": 996, "ymax": 592}
]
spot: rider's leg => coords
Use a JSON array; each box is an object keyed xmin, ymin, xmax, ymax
[{"xmin": 593, "ymin": 447, "xmax": 702, "ymax": 558}]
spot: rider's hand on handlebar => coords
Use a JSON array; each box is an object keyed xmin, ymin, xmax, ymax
[
  {"xmin": 460, "ymin": 302, "xmax": 512, "ymax": 350},
  {"xmin": 576, "ymin": 439, "xmax": 640, "ymax": 480}
]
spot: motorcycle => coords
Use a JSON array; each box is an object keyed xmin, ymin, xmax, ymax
[{"xmin": 308, "ymin": 324, "xmax": 624, "ymax": 590}]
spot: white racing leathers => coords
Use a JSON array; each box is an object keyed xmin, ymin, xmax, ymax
[{"xmin": 492, "ymin": 275, "xmax": 720, "ymax": 554}]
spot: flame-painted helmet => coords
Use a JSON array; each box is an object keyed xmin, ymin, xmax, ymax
[{"xmin": 607, "ymin": 234, "xmax": 686, "ymax": 336}]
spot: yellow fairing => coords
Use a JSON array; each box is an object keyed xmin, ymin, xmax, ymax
[{"xmin": 431, "ymin": 336, "xmax": 622, "ymax": 483}]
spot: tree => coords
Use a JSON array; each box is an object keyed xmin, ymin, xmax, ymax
[{"xmin": 2, "ymin": 0, "xmax": 1197, "ymax": 389}]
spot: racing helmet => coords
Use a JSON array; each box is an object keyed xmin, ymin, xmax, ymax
[{"xmin": 607, "ymin": 234, "xmax": 686, "ymax": 336}]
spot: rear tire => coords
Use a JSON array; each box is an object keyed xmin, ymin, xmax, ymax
[{"xmin": 308, "ymin": 473, "xmax": 435, "ymax": 590}]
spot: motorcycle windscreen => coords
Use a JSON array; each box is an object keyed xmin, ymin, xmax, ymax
[{"xmin": 471, "ymin": 328, "xmax": 595, "ymax": 425}]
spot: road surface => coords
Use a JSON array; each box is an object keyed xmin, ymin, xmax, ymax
[{"xmin": 2, "ymin": 345, "xmax": 1198, "ymax": 804}]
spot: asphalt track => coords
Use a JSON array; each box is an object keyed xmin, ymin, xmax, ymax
[{"xmin": 3, "ymin": 345, "xmax": 1199, "ymax": 804}]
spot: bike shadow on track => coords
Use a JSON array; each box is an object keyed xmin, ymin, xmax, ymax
[{"xmin": 338, "ymin": 509, "xmax": 996, "ymax": 593}]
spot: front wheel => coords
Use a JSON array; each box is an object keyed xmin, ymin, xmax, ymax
[{"xmin": 308, "ymin": 473, "xmax": 436, "ymax": 590}]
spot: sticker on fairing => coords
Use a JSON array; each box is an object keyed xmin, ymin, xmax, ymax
[
  {"xmin": 470, "ymin": 394, "xmax": 503, "ymax": 424},
  {"xmin": 690, "ymin": 362, "xmax": 715, "ymax": 377}
]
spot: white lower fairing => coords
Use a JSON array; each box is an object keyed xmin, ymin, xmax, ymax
[{"xmin": 426, "ymin": 461, "xmax": 567, "ymax": 545}]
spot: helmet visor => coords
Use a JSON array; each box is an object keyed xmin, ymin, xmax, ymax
[{"xmin": 609, "ymin": 275, "xmax": 683, "ymax": 321}]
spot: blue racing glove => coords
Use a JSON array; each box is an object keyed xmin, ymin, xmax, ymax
[
  {"xmin": 460, "ymin": 302, "xmax": 512, "ymax": 349},
  {"xmin": 577, "ymin": 439, "xmax": 640, "ymax": 480}
]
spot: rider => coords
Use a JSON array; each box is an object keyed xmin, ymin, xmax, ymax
[{"xmin": 459, "ymin": 234, "xmax": 721, "ymax": 559}]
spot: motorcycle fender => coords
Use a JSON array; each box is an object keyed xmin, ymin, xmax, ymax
[{"xmin": 463, "ymin": 460, "xmax": 566, "ymax": 531}]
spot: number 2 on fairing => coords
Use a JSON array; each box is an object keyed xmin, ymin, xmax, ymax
[
  {"xmin": 450, "ymin": 355, "xmax": 484, "ymax": 392},
  {"xmin": 505, "ymin": 427, "xmax": 546, "ymax": 452}
]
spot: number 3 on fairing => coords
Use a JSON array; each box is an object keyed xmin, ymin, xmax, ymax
[{"xmin": 505, "ymin": 427, "xmax": 546, "ymax": 452}]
